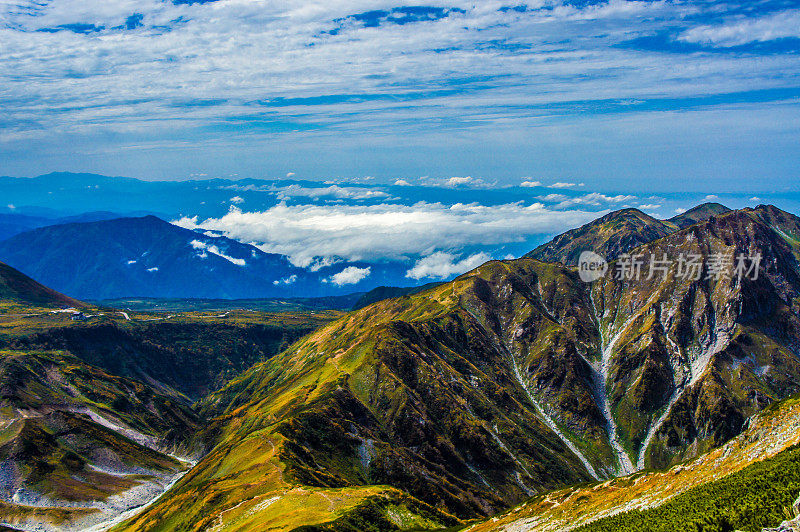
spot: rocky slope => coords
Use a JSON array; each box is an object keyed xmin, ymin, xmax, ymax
[
  {"xmin": 525, "ymin": 202, "xmax": 731, "ymax": 266},
  {"xmin": 110, "ymin": 204, "xmax": 800, "ymax": 531},
  {"xmin": 467, "ymin": 392, "xmax": 800, "ymax": 532},
  {"xmin": 0, "ymin": 349, "xmax": 200, "ymax": 531},
  {"xmin": 593, "ymin": 204, "xmax": 800, "ymax": 470}
]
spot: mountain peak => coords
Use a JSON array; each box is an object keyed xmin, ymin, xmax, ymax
[
  {"xmin": 526, "ymin": 206, "xmax": 673, "ymax": 265},
  {"xmin": 669, "ymin": 202, "xmax": 731, "ymax": 228}
]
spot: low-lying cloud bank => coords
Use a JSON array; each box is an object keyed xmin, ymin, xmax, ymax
[
  {"xmin": 406, "ymin": 252, "xmax": 492, "ymax": 280},
  {"xmin": 173, "ymin": 201, "xmax": 599, "ymax": 278}
]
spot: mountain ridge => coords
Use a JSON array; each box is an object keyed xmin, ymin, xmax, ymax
[
  {"xmin": 112, "ymin": 203, "xmax": 800, "ymax": 530},
  {"xmin": 526, "ymin": 202, "xmax": 733, "ymax": 266}
]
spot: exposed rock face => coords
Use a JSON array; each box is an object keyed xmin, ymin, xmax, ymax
[{"xmin": 598, "ymin": 206, "xmax": 800, "ymax": 469}]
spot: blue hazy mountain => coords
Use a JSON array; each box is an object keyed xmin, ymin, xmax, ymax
[
  {"xmin": 0, "ymin": 210, "xmax": 155, "ymax": 241},
  {"xmin": 0, "ymin": 216, "xmax": 412, "ymax": 300}
]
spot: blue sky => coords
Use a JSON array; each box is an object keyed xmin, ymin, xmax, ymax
[{"xmin": 1, "ymin": 0, "xmax": 799, "ymax": 192}]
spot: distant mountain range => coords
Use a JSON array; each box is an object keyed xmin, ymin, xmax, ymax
[
  {"xmin": 0, "ymin": 210, "xmax": 151, "ymax": 241},
  {"xmin": 0, "ymin": 215, "xmax": 415, "ymax": 300}
]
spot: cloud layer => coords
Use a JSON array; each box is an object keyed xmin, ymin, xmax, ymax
[
  {"xmin": 406, "ymin": 251, "xmax": 491, "ymax": 280},
  {"xmin": 173, "ymin": 201, "xmax": 598, "ymax": 267}
]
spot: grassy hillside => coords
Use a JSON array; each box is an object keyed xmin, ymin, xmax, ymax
[{"xmin": 0, "ymin": 309, "xmax": 340, "ymax": 399}]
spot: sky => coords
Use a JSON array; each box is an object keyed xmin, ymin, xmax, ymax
[{"xmin": 1, "ymin": 0, "xmax": 799, "ymax": 192}]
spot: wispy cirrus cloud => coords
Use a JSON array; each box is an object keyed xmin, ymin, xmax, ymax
[
  {"xmin": 678, "ymin": 10, "xmax": 800, "ymax": 48},
  {"xmin": 1, "ymin": 0, "xmax": 799, "ymax": 186}
]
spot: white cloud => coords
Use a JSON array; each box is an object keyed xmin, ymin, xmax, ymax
[
  {"xmin": 328, "ymin": 266, "xmax": 371, "ymax": 286},
  {"xmin": 230, "ymin": 195, "xmax": 245, "ymax": 204},
  {"xmin": 147, "ymin": 267, "xmax": 159, "ymax": 272},
  {"xmin": 520, "ymin": 180, "xmax": 543, "ymax": 188},
  {"xmin": 224, "ymin": 183, "xmax": 389, "ymax": 201},
  {"xmin": 394, "ymin": 179, "xmax": 412, "ymax": 186},
  {"xmin": 704, "ymin": 194, "xmax": 720, "ymax": 201},
  {"xmin": 638, "ymin": 203, "xmax": 661, "ymax": 210},
  {"xmin": 286, "ymin": 172, "xmax": 296, "ymax": 178},
  {"xmin": 406, "ymin": 252, "xmax": 491, "ymax": 280},
  {"xmin": 538, "ymin": 192, "xmax": 637, "ymax": 209},
  {"xmin": 750, "ymin": 196, "xmax": 761, "ymax": 202},
  {"xmin": 433, "ymin": 176, "xmax": 497, "ymax": 188},
  {"xmin": 674, "ymin": 207, "xmax": 687, "ymax": 214},
  {"xmin": 537, "ymin": 193, "xmax": 569, "ymax": 202},
  {"xmin": 173, "ymin": 202, "xmax": 598, "ymax": 267},
  {"xmin": 273, "ymin": 274, "xmax": 297, "ymax": 286},
  {"xmin": 307, "ymin": 256, "xmax": 342, "ymax": 272},
  {"xmin": 679, "ymin": 10, "xmax": 800, "ymax": 47},
  {"xmin": 447, "ymin": 176, "xmax": 474, "ymax": 187},
  {"xmin": 549, "ymin": 182, "xmax": 585, "ymax": 189},
  {"xmin": 189, "ymin": 239, "xmax": 247, "ymax": 266}
]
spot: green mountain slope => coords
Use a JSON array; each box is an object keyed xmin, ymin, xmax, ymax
[
  {"xmin": 467, "ymin": 393, "xmax": 800, "ymax": 532},
  {"xmin": 114, "ymin": 263, "xmax": 605, "ymax": 531},
  {"xmin": 112, "ymin": 205, "xmax": 800, "ymax": 531},
  {"xmin": 0, "ymin": 310, "xmax": 338, "ymax": 400}
]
